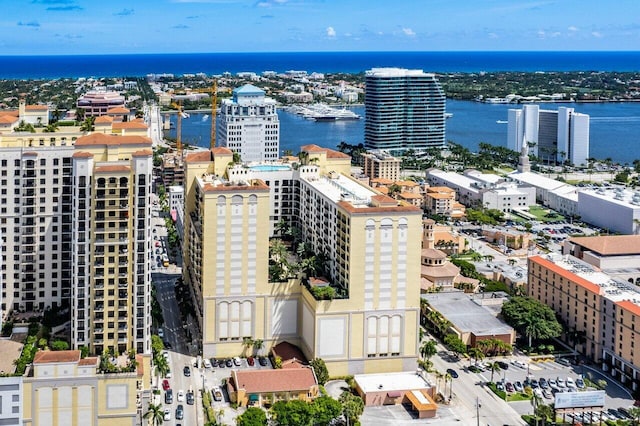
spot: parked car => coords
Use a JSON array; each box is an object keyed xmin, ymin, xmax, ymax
[
  {"xmin": 177, "ymin": 390, "xmax": 184, "ymax": 402},
  {"xmin": 556, "ymin": 377, "xmax": 566, "ymax": 388},
  {"xmin": 165, "ymin": 389, "xmax": 173, "ymax": 404},
  {"xmin": 158, "ymin": 328, "xmax": 164, "ymax": 339},
  {"xmin": 247, "ymin": 356, "xmax": 255, "ymax": 366},
  {"xmin": 183, "ymin": 366, "xmax": 191, "ymax": 377},
  {"xmin": 514, "ymin": 381, "xmax": 523, "ymax": 392},
  {"xmin": 162, "ymin": 379, "xmax": 170, "ymax": 391},
  {"xmin": 163, "ymin": 409, "xmax": 171, "ymax": 421},
  {"xmin": 203, "ymin": 358, "xmax": 212, "ymax": 369},
  {"xmin": 496, "ymin": 381, "xmax": 505, "ymax": 391},
  {"xmin": 446, "ymin": 368, "xmax": 459, "ymax": 379},
  {"xmin": 539, "ymin": 378, "xmax": 548, "ymax": 389},
  {"xmin": 212, "ymin": 387, "xmax": 223, "ymax": 402},
  {"xmin": 186, "ymin": 391, "xmax": 195, "ymax": 405},
  {"xmin": 505, "ymin": 382, "xmax": 514, "ymax": 393},
  {"xmin": 542, "ymin": 389, "xmax": 552, "ymax": 399},
  {"xmin": 512, "ymin": 360, "xmax": 528, "ymax": 369},
  {"xmin": 217, "ymin": 359, "xmax": 226, "ymax": 368},
  {"xmin": 548, "ymin": 378, "xmax": 558, "ymax": 389},
  {"xmin": 576, "ymin": 377, "xmax": 585, "ymax": 389},
  {"xmin": 566, "ymin": 377, "xmax": 576, "ymax": 388},
  {"xmin": 233, "ymin": 357, "xmax": 242, "ymax": 366},
  {"xmin": 497, "ymin": 361, "xmax": 509, "ymax": 370},
  {"xmin": 258, "ymin": 357, "xmax": 268, "ymax": 366},
  {"xmin": 225, "ymin": 358, "xmax": 233, "ymax": 368}
]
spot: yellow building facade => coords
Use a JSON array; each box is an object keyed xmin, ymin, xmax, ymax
[
  {"xmin": 183, "ymin": 145, "xmax": 423, "ymax": 375},
  {"xmin": 22, "ymin": 350, "xmax": 149, "ymax": 426}
]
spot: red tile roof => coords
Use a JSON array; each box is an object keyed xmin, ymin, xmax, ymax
[
  {"xmin": 0, "ymin": 115, "xmax": 18, "ymax": 124},
  {"xmin": 337, "ymin": 200, "xmax": 421, "ymax": 214},
  {"xmin": 107, "ymin": 107, "xmax": 130, "ymax": 114},
  {"xmin": 568, "ymin": 235, "xmax": 640, "ymax": 256},
  {"xmin": 33, "ymin": 350, "xmax": 81, "ymax": 364},
  {"xmin": 78, "ymin": 357, "xmax": 99, "ymax": 367},
  {"xmin": 73, "ymin": 151, "xmax": 94, "ymax": 158},
  {"xmin": 75, "ymin": 133, "xmax": 151, "ymax": 147},
  {"xmin": 94, "ymin": 116, "xmax": 113, "ymax": 124},
  {"xmin": 271, "ymin": 341, "xmax": 308, "ymax": 365},
  {"xmin": 185, "ymin": 151, "xmax": 213, "ymax": 163},
  {"xmin": 232, "ymin": 367, "xmax": 317, "ymax": 393},
  {"xmin": 112, "ymin": 121, "xmax": 148, "ymax": 130},
  {"xmin": 95, "ymin": 165, "xmax": 131, "ymax": 173},
  {"xmin": 211, "ymin": 147, "xmax": 233, "ymax": 155},
  {"xmin": 25, "ymin": 105, "xmax": 48, "ymax": 111},
  {"xmin": 132, "ymin": 149, "xmax": 153, "ymax": 157},
  {"xmin": 529, "ymin": 256, "xmax": 602, "ymax": 295}
]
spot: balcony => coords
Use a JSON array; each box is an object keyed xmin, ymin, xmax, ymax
[{"xmin": 95, "ymin": 304, "xmax": 104, "ymax": 312}]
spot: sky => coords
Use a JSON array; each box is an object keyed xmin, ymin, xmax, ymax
[{"xmin": 1, "ymin": 0, "xmax": 639, "ymax": 55}]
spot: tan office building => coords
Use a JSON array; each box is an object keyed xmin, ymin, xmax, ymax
[
  {"xmin": 528, "ymin": 254, "xmax": 640, "ymax": 390},
  {"xmin": 362, "ymin": 151, "xmax": 401, "ymax": 181}
]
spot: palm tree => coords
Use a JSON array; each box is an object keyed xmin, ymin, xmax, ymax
[
  {"xmin": 444, "ymin": 372, "xmax": 453, "ymax": 401},
  {"xmin": 154, "ymin": 354, "xmax": 169, "ymax": 378},
  {"xmin": 468, "ymin": 347, "xmax": 485, "ymax": 366},
  {"xmin": 420, "ymin": 340, "xmax": 438, "ymax": 362},
  {"xmin": 143, "ymin": 403, "xmax": 164, "ymax": 426},
  {"xmin": 242, "ymin": 337, "xmax": 254, "ymax": 357},
  {"xmin": 434, "ymin": 370, "xmax": 444, "ymax": 396},
  {"xmin": 252, "ymin": 339, "xmax": 264, "ymax": 357},
  {"xmin": 489, "ymin": 362, "xmax": 501, "ymax": 383},
  {"xmin": 80, "ymin": 117, "xmax": 95, "ymax": 132}
]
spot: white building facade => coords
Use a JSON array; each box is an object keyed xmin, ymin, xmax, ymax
[
  {"xmin": 507, "ymin": 105, "xmax": 590, "ymax": 166},
  {"xmin": 218, "ymin": 84, "xmax": 280, "ymax": 162}
]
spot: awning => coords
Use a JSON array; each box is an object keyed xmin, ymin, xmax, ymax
[
  {"xmin": 249, "ymin": 394, "xmax": 259, "ymax": 401},
  {"xmin": 387, "ymin": 391, "xmax": 403, "ymax": 398}
]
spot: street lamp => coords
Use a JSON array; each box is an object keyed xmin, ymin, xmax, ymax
[{"xmin": 476, "ymin": 397, "xmax": 481, "ymax": 426}]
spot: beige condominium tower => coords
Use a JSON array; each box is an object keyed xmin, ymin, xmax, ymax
[
  {"xmin": 71, "ymin": 133, "xmax": 154, "ymax": 355},
  {"xmin": 182, "ymin": 145, "xmax": 423, "ymax": 375}
]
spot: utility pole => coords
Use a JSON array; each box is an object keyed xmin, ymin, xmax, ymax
[{"xmin": 476, "ymin": 397, "xmax": 481, "ymax": 426}]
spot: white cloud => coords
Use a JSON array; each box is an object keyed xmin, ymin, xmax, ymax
[
  {"xmin": 537, "ymin": 30, "xmax": 546, "ymax": 38},
  {"xmin": 488, "ymin": 32, "xmax": 498, "ymax": 39},
  {"xmin": 592, "ymin": 31, "xmax": 603, "ymax": 38},
  {"xmin": 402, "ymin": 27, "xmax": 416, "ymax": 37},
  {"xmin": 326, "ymin": 26, "xmax": 336, "ymax": 37},
  {"xmin": 567, "ymin": 26, "xmax": 579, "ymax": 32},
  {"xmin": 551, "ymin": 31, "xmax": 561, "ymax": 38}
]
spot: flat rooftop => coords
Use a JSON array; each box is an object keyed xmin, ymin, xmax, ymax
[
  {"xmin": 535, "ymin": 254, "xmax": 640, "ymax": 305},
  {"xmin": 366, "ymin": 68, "xmax": 433, "ymax": 78},
  {"xmin": 354, "ymin": 371, "xmax": 432, "ymax": 393},
  {"xmin": 580, "ymin": 187, "xmax": 640, "ymax": 209},
  {"xmin": 423, "ymin": 292, "xmax": 514, "ymax": 337},
  {"xmin": 304, "ymin": 174, "xmax": 377, "ymax": 206}
]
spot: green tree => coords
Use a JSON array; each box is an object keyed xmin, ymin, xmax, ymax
[
  {"xmin": 151, "ymin": 335, "xmax": 165, "ymax": 359},
  {"xmin": 311, "ymin": 396, "xmax": 342, "ymax": 425},
  {"xmin": 628, "ymin": 406, "xmax": 640, "ymax": 425},
  {"xmin": 501, "ymin": 297, "xmax": 562, "ymax": 347},
  {"xmin": 79, "ymin": 116, "xmax": 95, "ymax": 132},
  {"xmin": 488, "ymin": 361, "xmax": 501, "ymax": 383},
  {"xmin": 242, "ymin": 337, "xmax": 254, "ymax": 357},
  {"xmin": 143, "ymin": 403, "xmax": 165, "ymax": 426},
  {"xmin": 270, "ymin": 399, "xmax": 313, "ymax": 426},
  {"xmin": 236, "ymin": 406, "xmax": 268, "ymax": 426},
  {"xmin": 310, "ymin": 358, "xmax": 329, "ymax": 385},
  {"xmin": 468, "ymin": 347, "xmax": 485, "ymax": 366},
  {"xmin": 419, "ymin": 340, "xmax": 438, "ymax": 362},
  {"xmin": 51, "ymin": 340, "xmax": 69, "ymax": 351},
  {"xmin": 154, "ymin": 353, "xmax": 170, "ymax": 378},
  {"xmin": 252, "ymin": 339, "xmax": 264, "ymax": 356},
  {"xmin": 443, "ymin": 334, "xmax": 467, "ymax": 357},
  {"xmin": 339, "ymin": 392, "xmax": 364, "ymax": 426},
  {"xmin": 13, "ymin": 120, "xmax": 36, "ymax": 133}
]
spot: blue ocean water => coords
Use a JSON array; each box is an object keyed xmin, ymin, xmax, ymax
[
  {"xmin": 168, "ymin": 100, "xmax": 640, "ymax": 164},
  {"xmin": 1, "ymin": 51, "xmax": 639, "ymax": 79}
]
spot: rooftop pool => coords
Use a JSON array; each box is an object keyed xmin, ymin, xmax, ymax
[{"xmin": 249, "ymin": 164, "xmax": 292, "ymax": 172}]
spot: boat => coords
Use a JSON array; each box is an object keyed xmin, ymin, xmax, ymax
[
  {"xmin": 180, "ymin": 112, "xmax": 190, "ymax": 119},
  {"xmin": 288, "ymin": 103, "xmax": 360, "ymax": 121},
  {"xmin": 445, "ymin": 113, "xmax": 453, "ymax": 119},
  {"xmin": 496, "ymin": 120, "xmax": 508, "ymax": 124},
  {"xmin": 202, "ymin": 114, "xmax": 209, "ymax": 122}
]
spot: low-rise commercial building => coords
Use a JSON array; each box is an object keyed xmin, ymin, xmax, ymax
[
  {"xmin": 578, "ymin": 187, "xmax": 640, "ymax": 235},
  {"xmin": 422, "ymin": 292, "xmax": 515, "ymax": 348}
]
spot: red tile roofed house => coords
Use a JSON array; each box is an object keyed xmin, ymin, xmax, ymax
[
  {"xmin": 106, "ymin": 106, "xmax": 131, "ymax": 122},
  {"xmin": 111, "ymin": 120, "xmax": 148, "ymax": 137},
  {"xmin": 299, "ymin": 144, "xmax": 352, "ymax": 175},
  {"xmin": 270, "ymin": 341, "xmax": 308, "ymax": 369},
  {"xmin": 228, "ymin": 367, "xmax": 319, "ymax": 407}
]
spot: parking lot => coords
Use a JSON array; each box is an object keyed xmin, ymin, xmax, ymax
[{"xmin": 468, "ymin": 357, "xmax": 635, "ymax": 422}]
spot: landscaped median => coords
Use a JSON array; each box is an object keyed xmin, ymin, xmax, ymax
[{"xmin": 487, "ymin": 382, "xmax": 532, "ymax": 402}]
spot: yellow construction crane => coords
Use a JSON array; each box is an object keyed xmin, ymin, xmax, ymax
[
  {"xmin": 169, "ymin": 100, "xmax": 184, "ymax": 154},
  {"xmin": 191, "ymin": 80, "xmax": 218, "ymax": 149}
]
